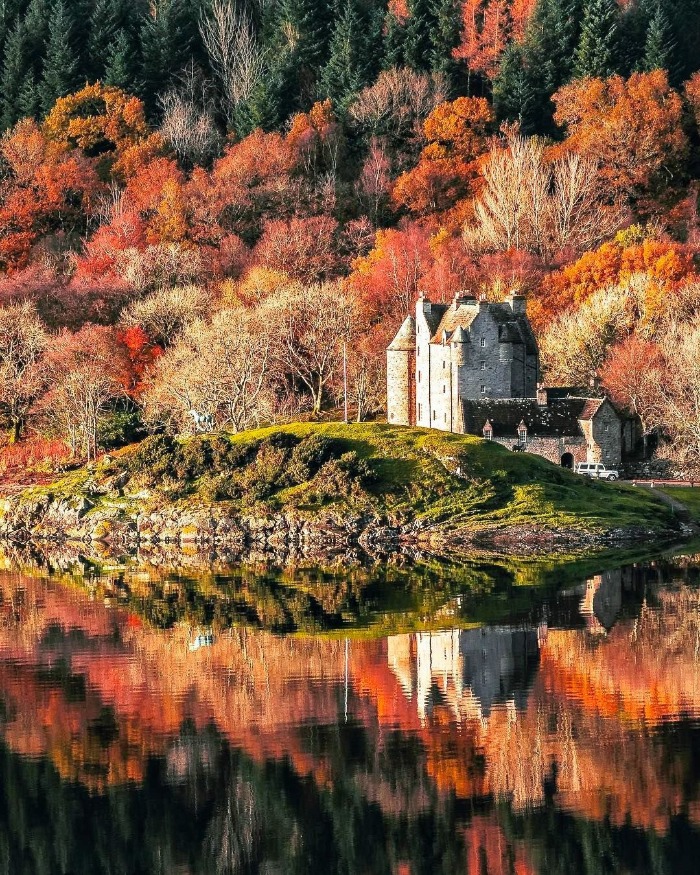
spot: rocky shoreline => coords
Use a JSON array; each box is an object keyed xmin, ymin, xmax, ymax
[{"xmin": 0, "ymin": 489, "xmax": 688, "ymax": 558}]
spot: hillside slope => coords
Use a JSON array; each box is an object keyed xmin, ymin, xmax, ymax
[{"xmin": 0, "ymin": 423, "xmax": 682, "ymax": 551}]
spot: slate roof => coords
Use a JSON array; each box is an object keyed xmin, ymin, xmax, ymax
[
  {"xmin": 430, "ymin": 300, "xmax": 538, "ymax": 354},
  {"xmin": 422, "ymin": 302, "xmax": 448, "ymax": 336},
  {"xmin": 461, "ymin": 397, "xmax": 613, "ymax": 438}
]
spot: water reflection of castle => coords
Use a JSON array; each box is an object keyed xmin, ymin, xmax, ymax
[
  {"xmin": 387, "ymin": 570, "xmax": 631, "ymax": 725},
  {"xmin": 388, "ymin": 627, "xmax": 542, "ymax": 724}
]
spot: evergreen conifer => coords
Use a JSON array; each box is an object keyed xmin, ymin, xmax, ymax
[
  {"xmin": 639, "ymin": 2, "xmax": 676, "ymax": 72},
  {"xmin": 39, "ymin": 0, "xmax": 81, "ymax": 114},
  {"xmin": 318, "ymin": 0, "xmax": 370, "ymax": 108},
  {"xmin": 573, "ymin": 0, "xmax": 620, "ymax": 78},
  {"xmin": 1, "ymin": 20, "xmax": 29, "ymax": 129}
]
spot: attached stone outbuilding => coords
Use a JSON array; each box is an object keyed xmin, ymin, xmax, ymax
[{"xmin": 462, "ymin": 394, "xmax": 624, "ymax": 467}]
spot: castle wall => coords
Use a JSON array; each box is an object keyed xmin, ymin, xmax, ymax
[
  {"xmin": 490, "ymin": 436, "xmax": 587, "ymax": 465},
  {"xmin": 589, "ymin": 402, "xmax": 622, "ymax": 466},
  {"xmin": 386, "ymin": 349, "xmax": 415, "ymax": 426},
  {"xmin": 456, "ymin": 308, "xmax": 514, "ymax": 402}
]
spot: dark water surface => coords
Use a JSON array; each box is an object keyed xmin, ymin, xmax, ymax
[{"xmin": 0, "ymin": 548, "xmax": 700, "ymax": 873}]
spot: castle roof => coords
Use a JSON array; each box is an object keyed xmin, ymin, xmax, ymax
[
  {"xmin": 429, "ymin": 299, "xmax": 538, "ymax": 354},
  {"xmin": 461, "ymin": 397, "xmax": 618, "ymax": 438},
  {"xmin": 387, "ymin": 315, "xmax": 416, "ymax": 351}
]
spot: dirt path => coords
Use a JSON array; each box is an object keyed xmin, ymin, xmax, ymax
[{"xmin": 636, "ymin": 485, "xmax": 700, "ymax": 533}]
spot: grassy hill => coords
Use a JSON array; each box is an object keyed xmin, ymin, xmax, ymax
[{"xmin": 14, "ymin": 423, "xmax": 678, "ymax": 542}]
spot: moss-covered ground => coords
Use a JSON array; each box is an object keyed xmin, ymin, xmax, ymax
[{"xmin": 16, "ymin": 422, "xmax": 677, "ymax": 536}]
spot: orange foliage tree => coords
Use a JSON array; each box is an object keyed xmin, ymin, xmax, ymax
[
  {"xmin": 453, "ymin": 0, "xmax": 536, "ymax": 80},
  {"xmin": 552, "ymin": 71, "xmax": 688, "ymax": 202},
  {"xmin": 392, "ymin": 97, "xmax": 494, "ymax": 219},
  {"xmin": 531, "ymin": 233, "xmax": 698, "ymax": 332},
  {"xmin": 0, "ymin": 120, "xmax": 101, "ymax": 271},
  {"xmin": 42, "ymin": 83, "xmax": 163, "ymax": 181}
]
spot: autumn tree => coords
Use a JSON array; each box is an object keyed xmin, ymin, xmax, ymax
[
  {"xmin": 392, "ymin": 96, "xmax": 494, "ymax": 217},
  {"xmin": 39, "ymin": 325, "xmax": 129, "ymax": 460},
  {"xmin": 465, "ymin": 134, "xmax": 623, "ymax": 262},
  {"xmin": 120, "ymin": 284, "xmax": 212, "ymax": 346},
  {"xmin": 0, "ymin": 119, "xmax": 100, "ymax": 271},
  {"xmin": 600, "ymin": 334, "xmax": 663, "ymax": 453},
  {"xmin": 252, "ymin": 216, "xmax": 339, "ymax": 283},
  {"xmin": 142, "ymin": 308, "xmax": 274, "ymax": 433},
  {"xmin": 264, "ymin": 281, "xmax": 356, "ymax": 415},
  {"xmin": 347, "ymin": 67, "xmax": 447, "ymax": 151},
  {"xmin": 552, "ymin": 71, "xmax": 688, "ymax": 201},
  {"xmin": 540, "ymin": 281, "xmax": 634, "ymax": 386},
  {"xmin": 0, "ymin": 302, "xmax": 48, "ymax": 443}
]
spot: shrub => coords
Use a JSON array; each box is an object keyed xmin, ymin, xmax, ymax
[
  {"xmin": 312, "ymin": 451, "xmax": 375, "ymax": 498},
  {"xmin": 287, "ymin": 434, "xmax": 338, "ymax": 484},
  {"xmin": 128, "ymin": 435, "xmax": 178, "ymax": 484}
]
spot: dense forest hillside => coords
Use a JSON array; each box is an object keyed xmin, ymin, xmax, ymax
[{"xmin": 0, "ymin": 0, "xmax": 699, "ymax": 478}]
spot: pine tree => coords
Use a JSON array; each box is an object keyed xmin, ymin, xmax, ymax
[
  {"xmin": 104, "ymin": 28, "xmax": 142, "ymax": 94},
  {"xmin": 141, "ymin": 0, "xmax": 200, "ymax": 112},
  {"xmin": 318, "ymin": 0, "xmax": 371, "ymax": 109},
  {"xmin": 493, "ymin": 41, "xmax": 538, "ymax": 133},
  {"xmin": 639, "ymin": 2, "xmax": 675, "ymax": 72},
  {"xmin": 403, "ymin": 0, "xmax": 435, "ymax": 72},
  {"xmin": 274, "ymin": 0, "xmax": 329, "ymax": 68},
  {"xmin": 18, "ymin": 68, "xmax": 41, "ymax": 118},
  {"xmin": 428, "ymin": 0, "xmax": 461, "ymax": 84},
  {"xmin": 574, "ymin": 0, "xmax": 620, "ymax": 79},
  {"xmin": 1, "ymin": 20, "xmax": 29, "ymax": 130},
  {"xmin": 525, "ymin": 0, "xmax": 583, "ymax": 93},
  {"xmin": 381, "ymin": 12, "xmax": 405, "ymax": 69},
  {"xmin": 39, "ymin": 0, "xmax": 81, "ymax": 115}
]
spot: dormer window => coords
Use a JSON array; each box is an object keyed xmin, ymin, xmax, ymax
[
  {"xmin": 518, "ymin": 421, "xmax": 528, "ymax": 445},
  {"xmin": 483, "ymin": 420, "xmax": 493, "ymax": 441}
]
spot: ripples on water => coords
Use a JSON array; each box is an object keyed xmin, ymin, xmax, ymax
[{"xmin": 0, "ymin": 552, "xmax": 699, "ymax": 873}]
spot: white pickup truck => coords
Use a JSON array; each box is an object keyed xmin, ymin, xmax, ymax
[{"xmin": 575, "ymin": 462, "xmax": 619, "ymax": 481}]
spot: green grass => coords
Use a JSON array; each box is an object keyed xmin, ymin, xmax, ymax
[
  {"xmin": 662, "ymin": 487, "xmax": 700, "ymax": 522},
  {"xmin": 11, "ymin": 423, "xmax": 677, "ymax": 536}
]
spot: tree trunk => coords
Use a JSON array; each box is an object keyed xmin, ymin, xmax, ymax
[{"xmin": 8, "ymin": 417, "xmax": 22, "ymax": 444}]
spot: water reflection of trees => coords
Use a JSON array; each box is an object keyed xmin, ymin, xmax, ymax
[{"xmin": 0, "ymin": 559, "xmax": 699, "ymax": 871}]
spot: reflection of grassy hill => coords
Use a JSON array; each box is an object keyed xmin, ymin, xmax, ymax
[
  {"xmin": 29, "ymin": 544, "xmax": 657, "ymax": 637},
  {"xmin": 17, "ymin": 423, "xmax": 677, "ymax": 540}
]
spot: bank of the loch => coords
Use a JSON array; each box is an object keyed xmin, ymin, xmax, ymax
[{"xmin": 0, "ymin": 423, "xmax": 687, "ymax": 553}]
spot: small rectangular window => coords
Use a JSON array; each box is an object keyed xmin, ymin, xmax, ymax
[
  {"xmin": 433, "ymin": 409, "xmax": 436, "ymax": 420},
  {"xmin": 418, "ymin": 404, "xmax": 422, "ymax": 419},
  {"xmin": 444, "ymin": 412, "xmax": 447, "ymax": 423},
  {"xmin": 442, "ymin": 360, "xmax": 445, "ymax": 369},
  {"xmin": 442, "ymin": 385, "xmax": 446, "ymax": 393},
  {"xmin": 480, "ymin": 385, "xmax": 486, "ymax": 394},
  {"xmin": 604, "ymin": 423, "xmax": 609, "ymax": 432},
  {"xmin": 480, "ymin": 361, "xmax": 486, "ymax": 370},
  {"xmin": 480, "ymin": 337, "xmax": 486, "ymax": 348},
  {"xmin": 418, "ymin": 370, "xmax": 421, "ymax": 382}
]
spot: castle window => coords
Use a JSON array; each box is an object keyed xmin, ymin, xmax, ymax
[
  {"xmin": 444, "ymin": 412, "xmax": 447, "ymax": 423},
  {"xmin": 480, "ymin": 385, "xmax": 486, "ymax": 394},
  {"xmin": 418, "ymin": 404, "xmax": 422, "ymax": 419},
  {"xmin": 442, "ymin": 385, "xmax": 446, "ymax": 393},
  {"xmin": 480, "ymin": 337, "xmax": 486, "ymax": 348},
  {"xmin": 604, "ymin": 423, "xmax": 609, "ymax": 432},
  {"xmin": 433, "ymin": 409, "xmax": 437, "ymax": 420},
  {"xmin": 418, "ymin": 370, "xmax": 421, "ymax": 382},
  {"xmin": 518, "ymin": 425, "xmax": 528, "ymax": 444},
  {"xmin": 483, "ymin": 421, "xmax": 493, "ymax": 441},
  {"xmin": 442, "ymin": 360, "xmax": 445, "ymax": 369},
  {"xmin": 480, "ymin": 361, "xmax": 486, "ymax": 370}
]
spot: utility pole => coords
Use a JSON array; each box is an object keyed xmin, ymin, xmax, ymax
[{"xmin": 343, "ymin": 340, "xmax": 348, "ymax": 424}]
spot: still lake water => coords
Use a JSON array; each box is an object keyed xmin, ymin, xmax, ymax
[{"xmin": 0, "ymin": 548, "xmax": 700, "ymax": 873}]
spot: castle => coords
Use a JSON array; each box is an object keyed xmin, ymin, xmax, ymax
[{"xmin": 387, "ymin": 292, "xmax": 628, "ymax": 468}]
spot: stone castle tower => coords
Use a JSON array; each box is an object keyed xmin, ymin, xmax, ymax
[{"xmin": 387, "ymin": 292, "xmax": 539, "ymax": 432}]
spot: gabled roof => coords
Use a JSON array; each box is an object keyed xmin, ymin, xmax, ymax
[{"xmin": 461, "ymin": 397, "xmax": 619, "ymax": 438}]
